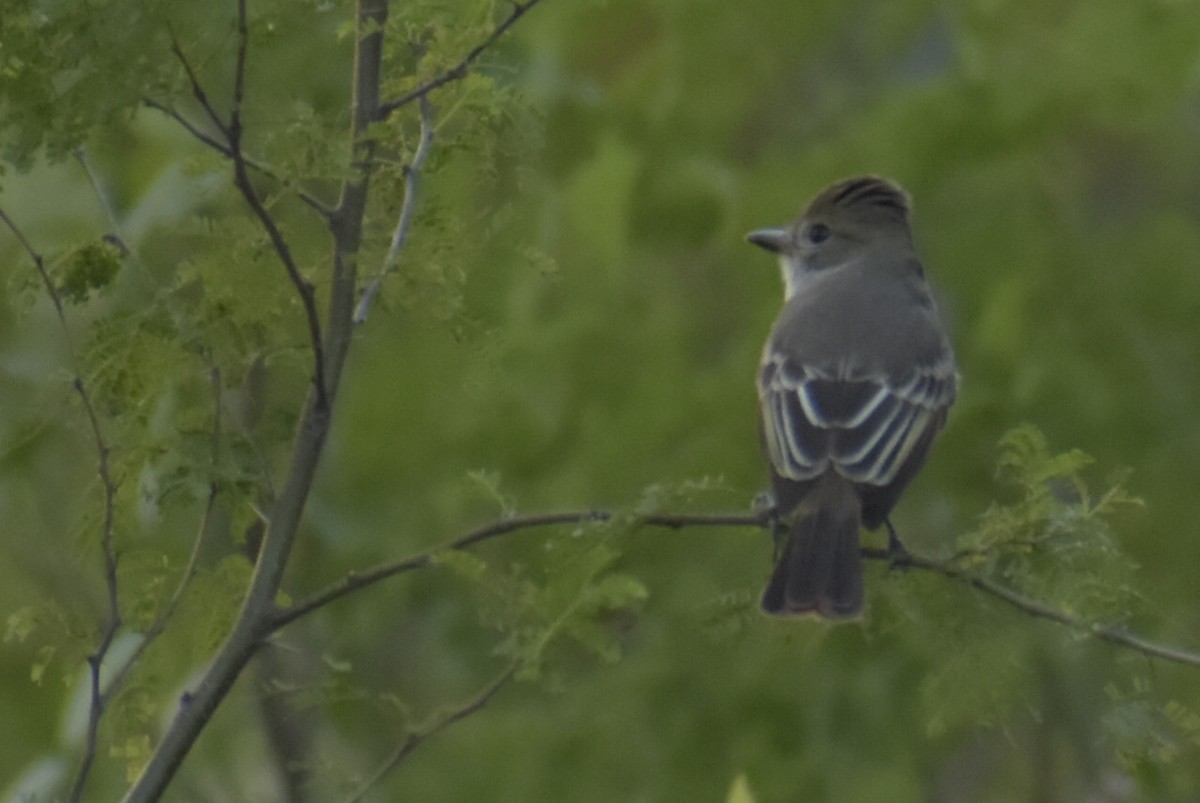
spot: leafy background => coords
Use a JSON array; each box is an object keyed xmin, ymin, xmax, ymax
[{"xmin": 3, "ymin": 0, "xmax": 1200, "ymax": 800}]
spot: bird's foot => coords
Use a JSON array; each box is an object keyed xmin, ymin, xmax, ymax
[
  {"xmin": 884, "ymin": 518, "xmax": 912, "ymax": 571},
  {"xmin": 752, "ymin": 492, "xmax": 783, "ymax": 530}
]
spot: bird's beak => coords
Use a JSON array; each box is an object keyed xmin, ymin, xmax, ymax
[{"xmin": 746, "ymin": 227, "xmax": 790, "ymax": 254}]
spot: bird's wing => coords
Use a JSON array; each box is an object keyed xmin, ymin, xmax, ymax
[{"xmin": 758, "ymin": 351, "xmax": 957, "ymax": 487}]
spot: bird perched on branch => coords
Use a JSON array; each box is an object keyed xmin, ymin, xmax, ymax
[{"xmin": 747, "ymin": 176, "xmax": 958, "ymax": 619}]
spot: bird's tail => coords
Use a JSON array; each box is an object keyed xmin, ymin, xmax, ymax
[{"xmin": 761, "ymin": 475, "xmax": 863, "ymax": 619}]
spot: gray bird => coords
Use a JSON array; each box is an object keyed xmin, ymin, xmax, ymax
[{"xmin": 748, "ymin": 176, "xmax": 958, "ymax": 618}]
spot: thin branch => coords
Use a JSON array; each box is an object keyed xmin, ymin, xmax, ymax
[
  {"xmin": 68, "ymin": 375, "xmax": 120, "ymax": 803},
  {"xmin": 227, "ymin": 139, "xmax": 329, "ymax": 410},
  {"xmin": 145, "ymin": 101, "xmax": 331, "ymax": 216},
  {"xmin": 73, "ymin": 149, "xmax": 132, "ymax": 257},
  {"xmin": 376, "ymin": 0, "xmax": 546, "ymax": 120},
  {"xmin": 272, "ymin": 509, "xmax": 1200, "ymax": 671},
  {"xmin": 0, "ymin": 207, "xmax": 43, "ymax": 272},
  {"xmin": 0, "ymin": 207, "xmax": 121, "ymax": 803},
  {"xmin": 353, "ymin": 94, "xmax": 434, "ymax": 325},
  {"xmin": 141, "ymin": 98, "xmax": 334, "ymax": 217},
  {"xmin": 344, "ymin": 662, "xmax": 520, "ymax": 803},
  {"xmin": 169, "ymin": 31, "xmax": 230, "ymax": 138},
  {"xmin": 103, "ymin": 368, "xmax": 225, "ymax": 701},
  {"xmin": 270, "ymin": 511, "xmax": 767, "ymax": 632},
  {"xmin": 875, "ymin": 548, "xmax": 1200, "ymax": 668},
  {"xmin": 143, "ymin": 96, "xmax": 228, "ymax": 151},
  {"xmin": 170, "ymin": 13, "xmax": 330, "ymax": 410},
  {"xmin": 232, "ymin": 0, "xmax": 248, "ymax": 123}
]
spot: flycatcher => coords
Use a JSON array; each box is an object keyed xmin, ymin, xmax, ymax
[{"xmin": 748, "ymin": 176, "xmax": 957, "ymax": 619}]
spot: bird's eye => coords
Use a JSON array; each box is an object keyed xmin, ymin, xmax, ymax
[{"xmin": 806, "ymin": 223, "xmax": 832, "ymax": 244}]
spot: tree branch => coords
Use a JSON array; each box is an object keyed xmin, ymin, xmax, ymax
[
  {"xmin": 232, "ymin": 0, "xmax": 248, "ymax": 124},
  {"xmin": 67, "ymin": 375, "xmax": 120, "ymax": 803},
  {"xmin": 353, "ymin": 94, "xmax": 434, "ymax": 325},
  {"xmin": 0, "ymin": 207, "xmax": 121, "ymax": 803},
  {"xmin": 170, "ymin": 13, "xmax": 331, "ymax": 411},
  {"xmin": 325, "ymin": 0, "xmax": 388, "ymax": 379},
  {"xmin": 344, "ymin": 662, "xmax": 520, "ymax": 803},
  {"xmin": 122, "ymin": 3, "xmax": 390, "ymax": 797},
  {"xmin": 880, "ymin": 548, "xmax": 1200, "ymax": 667},
  {"xmin": 270, "ymin": 511, "xmax": 763, "ymax": 631},
  {"xmin": 142, "ymin": 97, "xmax": 334, "ymax": 217},
  {"xmin": 168, "ymin": 31, "xmax": 230, "ymax": 138},
  {"xmin": 376, "ymin": 0, "xmax": 546, "ymax": 120},
  {"xmin": 270, "ymin": 509, "xmax": 1200, "ymax": 671}
]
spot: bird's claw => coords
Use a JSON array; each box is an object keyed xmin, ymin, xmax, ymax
[{"xmin": 884, "ymin": 518, "xmax": 911, "ymax": 571}]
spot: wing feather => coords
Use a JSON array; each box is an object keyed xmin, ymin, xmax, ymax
[{"xmin": 759, "ymin": 352, "xmax": 956, "ymax": 488}]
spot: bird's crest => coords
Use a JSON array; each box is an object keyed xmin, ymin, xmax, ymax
[{"xmin": 805, "ymin": 176, "xmax": 911, "ymax": 223}]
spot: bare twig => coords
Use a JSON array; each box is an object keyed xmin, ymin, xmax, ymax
[
  {"xmin": 143, "ymin": 96, "xmax": 229, "ymax": 152},
  {"xmin": 376, "ymin": 0, "xmax": 546, "ymax": 119},
  {"xmin": 0, "ymin": 207, "xmax": 43, "ymax": 273},
  {"xmin": 141, "ymin": 98, "xmax": 333, "ymax": 217},
  {"xmin": 73, "ymin": 149, "xmax": 132, "ymax": 257},
  {"xmin": 344, "ymin": 662, "xmax": 520, "ymax": 803},
  {"xmin": 68, "ymin": 374, "xmax": 120, "ymax": 803},
  {"xmin": 353, "ymin": 94, "xmax": 435, "ymax": 325},
  {"xmin": 169, "ymin": 12, "xmax": 330, "ymax": 410},
  {"xmin": 875, "ymin": 548, "xmax": 1200, "ymax": 668},
  {"xmin": 0, "ymin": 206, "xmax": 122, "ymax": 803},
  {"xmin": 169, "ymin": 31, "xmax": 230, "ymax": 137},
  {"xmin": 270, "ymin": 511, "xmax": 764, "ymax": 631}
]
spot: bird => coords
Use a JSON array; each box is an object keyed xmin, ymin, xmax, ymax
[{"xmin": 747, "ymin": 176, "xmax": 958, "ymax": 619}]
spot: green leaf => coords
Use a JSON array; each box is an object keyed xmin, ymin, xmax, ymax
[
  {"xmin": 58, "ymin": 239, "xmax": 123, "ymax": 304},
  {"xmin": 4, "ymin": 606, "xmax": 38, "ymax": 642},
  {"xmin": 464, "ymin": 469, "xmax": 515, "ymax": 516}
]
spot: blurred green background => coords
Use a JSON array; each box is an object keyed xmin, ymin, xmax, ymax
[{"xmin": 3, "ymin": 0, "xmax": 1200, "ymax": 800}]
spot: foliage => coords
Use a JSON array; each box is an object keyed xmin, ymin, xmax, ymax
[
  {"xmin": 889, "ymin": 425, "xmax": 1152, "ymax": 756},
  {"xmin": 3, "ymin": 0, "xmax": 1200, "ymax": 800},
  {"xmin": 956, "ymin": 423, "xmax": 1142, "ymax": 620},
  {"xmin": 435, "ymin": 527, "xmax": 648, "ymax": 683}
]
